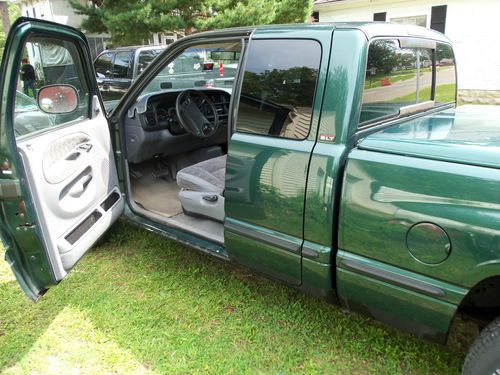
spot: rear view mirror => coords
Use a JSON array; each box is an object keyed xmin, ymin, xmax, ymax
[{"xmin": 37, "ymin": 84, "xmax": 78, "ymax": 114}]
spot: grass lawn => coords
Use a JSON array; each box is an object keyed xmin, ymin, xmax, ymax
[
  {"xmin": 364, "ymin": 67, "xmax": 432, "ymax": 89},
  {"xmin": 392, "ymin": 84, "xmax": 457, "ymax": 104},
  {"xmin": 0, "ymin": 222, "xmax": 472, "ymax": 374}
]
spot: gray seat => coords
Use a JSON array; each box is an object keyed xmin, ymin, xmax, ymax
[
  {"xmin": 176, "ymin": 155, "xmax": 226, "ymax": 222},
  {"xmin": 176, "ymin": 154, "xmax": 226, "ymax": 193}
]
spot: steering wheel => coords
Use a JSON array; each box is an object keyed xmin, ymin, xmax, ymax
[{"xmin": 175, "ymin": 89, "xmax": 219, "ymax": 138}]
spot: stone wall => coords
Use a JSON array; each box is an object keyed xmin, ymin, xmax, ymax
[{"xmin": 458, "ymin": 90, "xmax": 500, "ymax": 105}]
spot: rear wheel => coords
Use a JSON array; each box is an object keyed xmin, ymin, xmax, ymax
[{"xmin": 463, "ymin": 316, "xmax": 500, "ymax": 375}]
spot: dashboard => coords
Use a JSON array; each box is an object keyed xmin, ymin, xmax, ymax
[
  {"xmin": 125, "ymin": 89, "xmax": 231, "ymax": 164},
  {"xmin": 139, "ymin": 89, "xmax": 231, "ymax": 133}
]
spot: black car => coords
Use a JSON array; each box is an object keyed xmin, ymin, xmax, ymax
[{"xmin": 94, "ymin": 45, "xmax": 166, "ymax": 102}]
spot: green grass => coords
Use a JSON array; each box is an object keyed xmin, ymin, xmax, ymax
[
  {"xmin": 364, "ymin": 67, "xmax": 432, "ymax": 89},
  {"xmin": 0, "ymin": 222, "xmax": 471, "ymax": 374},
  {"xmin": 392, "ymin": 84, "xmax": 457, "ymax": 104}
]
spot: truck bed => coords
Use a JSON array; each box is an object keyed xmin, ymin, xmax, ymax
[{"xmin": 359, "ymin": 105, "xmax": 500, "ymax": 169}]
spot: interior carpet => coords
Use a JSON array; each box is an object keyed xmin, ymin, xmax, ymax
[{"xmin": 131, "ymin": 174, "xmax": 183, "ymax": 217}]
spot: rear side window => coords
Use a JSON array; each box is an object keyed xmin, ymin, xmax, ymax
[
  {"xmin": 95, "ymin": 52, "xmax": 113, "ymax": 77},
  {"xmin": 435, "ymin": 43, "xmax": 456, "ymax": 104},
  {"xmin": 137, "ymin": 49, "xmax": 163, "ymax": 76},
  {"xmin": 235, "ymin": 39, "xmax": 321, "ymax": 140},
  {"xmin": 360, "ymin": 39, "xmax": 456, "ymax": 125},
  {"xmin": 113, "ymin": 51, "xmax": 133, "ymax": 79}
]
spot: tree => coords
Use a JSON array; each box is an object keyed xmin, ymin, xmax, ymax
[
  {"xmin": 196, "ymin": 0, "xmax": 311, "ymax": 31},
  {"xmin": 0, "ymin": 2, "xmax": 20, "ymax": 61},
  {"xmin": 367, "ymin": 40, "xmax": 399, "ymax": 74},
  {"xmin": 71, "ymin": 0, "xmax": 312, "ymax": 46}
]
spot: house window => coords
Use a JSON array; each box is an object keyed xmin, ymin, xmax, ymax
[
  {"xmin": 391, "ymin": 15, "xmax": 427, "ymax": 28},
  {"xmin": 373, "ymin": 12, "xmax": 386, "ymax": 22},
  {"xmin": 431, "ymin": 5, "xmax": 447, "ymax": 33}
]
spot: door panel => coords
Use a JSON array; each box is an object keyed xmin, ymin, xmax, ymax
[
  {"xmin": 225, "ymin": 135, "xmax": 314, "ymax": 285},
  {"xmin": 0, "ymin": 18, "xmax": 123, "ymax": 299},
  {"xmin": 17, "ymin": 112, "xmax": 123, "ymax": 273}
]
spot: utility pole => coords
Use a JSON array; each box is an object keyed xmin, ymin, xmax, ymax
[{"xmin": 0, "ymin": 1, "xmax": 10, "ymax": 35}]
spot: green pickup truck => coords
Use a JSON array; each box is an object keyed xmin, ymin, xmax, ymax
[{"xmin": 1, "ymin": 18, "xmax": 499, "ymax": 374}]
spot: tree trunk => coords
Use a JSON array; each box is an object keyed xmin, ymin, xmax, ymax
[{"xmin": 0, "ymin": 1, "xmax": 10, "ymax": 35}]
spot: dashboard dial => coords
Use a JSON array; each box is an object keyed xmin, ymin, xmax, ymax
[{"xmin": 157, "ymin": 108, "xmax": 168, "ymax": 123}]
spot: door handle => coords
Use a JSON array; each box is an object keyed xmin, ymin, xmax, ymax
[
  {"xmin": 65, "ymin": 152, "xmax": 81, "ymax": 161},
  {"xmin": 64, "ymin": 143, "xmax": 92, "ymax": 161},
  {"xmin": 68, "ymin": 174, "xmax": 92, "ymax": 197}
]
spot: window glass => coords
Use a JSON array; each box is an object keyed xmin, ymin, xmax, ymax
[
  {"xmin": 235, "ymin": 39, "xmax": 321, "ymax": 140},
  {"xmin": 418, "ymin": 49, "xmax": 433, "ymax": 103},
  {"xmin": 137, "ymin": 49, "xmax": 163, "ymax": 75},
  {"xmin": 113, "ymin": 51, "xmax": 132, "ymax": 79},
  {"xmin": 14, "ymin": 36, "xmax": 90, "ymax": 138},
  {"xmin": 361, "ymin": 39, "xmax": 451, "ymax": 125},
  {"xmin": 140, "ymin": 41, "xmax": 242, "ymax": 96},
  {"xmin": 95, "ymin": 52, "xmax": 113, "ymax": 77},
  {"xmin": 435, "ymin": 43, "xmax": 456, "ymax": 104}
]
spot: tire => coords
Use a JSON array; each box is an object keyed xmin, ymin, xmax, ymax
[{"xmin": 463, "ymin": 316, "xmax": 500, "ymax": 375}]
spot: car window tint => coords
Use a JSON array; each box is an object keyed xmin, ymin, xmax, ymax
[
  {"xmin": 435, "ymin": 43, "xmax": 456, "ymax": 104},
  {"xmin": 113, "ymin": 51, "xmax": 132, "ymax": 79},
  {"xmin": 235, "ymin": 39, "xmax": 321, "ymax": 140},
  {"xmin": 14, "ymin": 36, "xmax": 90, "ymax": 138},
  {"xmin": 137, "ymin": 49, "xmax": 163, "ymax": 76},
  {"xmin": 360, "ymin": 39, "xmax": 457, "ymax": 125},
  {"xmin": 95, "ymin": 52, "xmax": 113, "ymax": 77}
]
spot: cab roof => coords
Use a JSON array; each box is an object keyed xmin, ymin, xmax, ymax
[{"xmin": 191, "ymin": 22, "xmax": 450, "ymax": 44}]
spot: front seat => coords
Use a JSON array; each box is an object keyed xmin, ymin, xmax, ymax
[{"xmin": 176, "ymin": 154, "xmax": 226, "ymax": 222}]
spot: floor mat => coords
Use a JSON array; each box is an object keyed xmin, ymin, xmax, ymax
[{"xmin": 131, "ymin": 173, "xmax": 182, "ymax": 217}]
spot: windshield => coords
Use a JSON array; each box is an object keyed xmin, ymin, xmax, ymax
[{"xmin": 140, "ymin": 41, "xmax": 242, "ymax": 97}]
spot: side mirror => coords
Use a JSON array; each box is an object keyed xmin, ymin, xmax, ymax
[{"xmin": 37, "ymin": 85, "xmax": 79, "ymax": 114}]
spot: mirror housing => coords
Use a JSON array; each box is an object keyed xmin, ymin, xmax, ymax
[{"xmin": 37, "ymin": 85, "xmax": 79, "ymax": 114}]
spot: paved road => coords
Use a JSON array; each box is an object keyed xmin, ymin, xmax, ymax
[{"xmin": 363, "ymin": 67, "xmax": 455, "ymax": 102}]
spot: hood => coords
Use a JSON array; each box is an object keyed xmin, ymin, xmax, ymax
[{"xmin": 359, "ymin": 105, "xmax": 500, "ymax": 169}]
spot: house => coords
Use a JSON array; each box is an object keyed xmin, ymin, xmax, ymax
[
  {"xmin": 313, "ymin": 0, "xmax": 500, "ymax": 104},
  {"xmin": 16, "ymin": 0, "xmax": 110, "ymax": 58}
]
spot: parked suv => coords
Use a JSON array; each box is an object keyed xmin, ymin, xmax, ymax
[{"xmin": 94, "ymin": 45, "xmax": 166, "ymax": 103}]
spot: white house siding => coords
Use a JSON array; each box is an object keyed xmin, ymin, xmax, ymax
[
  {"xmin": 315, "ymin": 0, "xmax": 500, "ymax": 103},
  {"xmin": 19, "ymin": 0, "xmax": 86, "ymax": 28},
  {"xmin": 17, "ymin": 0, "xmax": 110, "ymax": 58}
]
